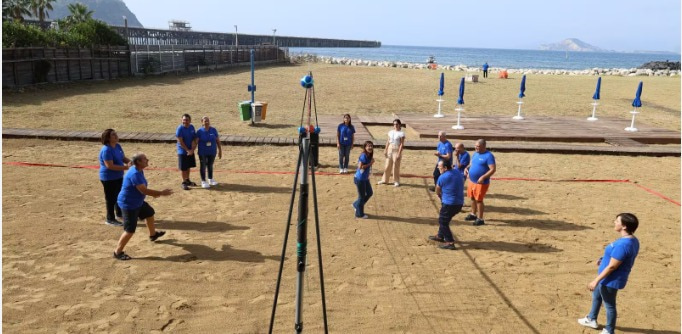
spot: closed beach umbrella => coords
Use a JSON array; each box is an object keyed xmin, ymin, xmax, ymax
[
  {"xmin": 518, "ymin": 75, "xmax": 526, "ymax": 98},
  {"xmin": 457, "ymin": 77, "xmax": 465, "ymax": 105},
  {"xmin": 592, "ymin": 77, "xmax": 601, "ymax": 100},
  {"xmin": 438, "ymin": 72, "xmax": 445, "ymax": 96},
  {"xmin": 631, "ymin": 81, "xmax": 643, "ymax": 108}
]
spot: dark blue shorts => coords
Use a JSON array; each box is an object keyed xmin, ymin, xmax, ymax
[
  {"xmin": 178, "ymin": 154, "xmax": 196, "ymax": 171},
  {"xmin": 122, "ymin": 201, "xmax": 155, "ymax": 233}
]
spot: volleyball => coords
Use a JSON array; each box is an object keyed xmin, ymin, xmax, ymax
[{"xmin": 300, "ymin": 75, "xmax": 314, "ymax": 88}]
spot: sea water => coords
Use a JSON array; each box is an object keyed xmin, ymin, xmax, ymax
[{"xmin": 289, "ymin": 45, "xmax": 680, "ymax": 71}]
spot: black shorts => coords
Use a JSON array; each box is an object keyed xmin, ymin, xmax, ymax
[
  {"xmin": 122, "ymin": 201, "xmax": 155, "ymax": 233},
  {"xmin": 178, "ymin": 153, "xmax": 197, "ymax": 171}
]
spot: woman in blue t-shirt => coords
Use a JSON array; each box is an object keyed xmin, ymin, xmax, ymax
[
  {"xmin": 336, "ymin": 114, "xmax": 355, "ymax": 174},
  {"xmin": 352, "ymin": 141, "xmax": 375, "ymax": 219},
  {"xmin": 98, "ymin": 129, "xmax": 130, "ymax": 226},
  {"xmin": 196, "ymin": 116, "xmax": 223, "ymax": 188},
  {"xmin": 578, "ymin": 213, "xmax": 640, "ymax": 334}
]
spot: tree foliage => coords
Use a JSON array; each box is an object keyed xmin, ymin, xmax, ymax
[
  {"xmin": 2, "ymin": 0, "xmax": 32, "ymax": 21},
  {"xmin": 3, "ymin": 19, "xmax": 128, "ymax": 47}
]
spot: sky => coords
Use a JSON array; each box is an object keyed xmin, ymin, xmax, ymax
[{"xmin": 123, "ymin": 0, "xmax": 681, "ymax": 53}]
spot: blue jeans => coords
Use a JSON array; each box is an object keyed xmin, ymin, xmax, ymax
[
  {"xmin": 438, "ymin": 204, "xmax": 462, "ymax": 242},
  {"xmin": 588, "ymin": 283, "xmax": 618, "ymax": 334},
  {"xmin": 199, "ymin": 155, "xmax": 216, "ymax": 181},
  {"xmin": 338, "ymin": 145, "xmax": 352, "ymax": 169},
  {"xmin": 353, "ymin": 178, "xmax": 373, "ymax": 217}
]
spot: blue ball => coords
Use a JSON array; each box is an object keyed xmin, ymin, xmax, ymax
[{"xmin": 300, "ymin": 75, "xmax": 314, "ymax": 88}]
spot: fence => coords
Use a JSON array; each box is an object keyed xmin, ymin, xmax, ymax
[
  {"xmin": 2, "ymin": 46, "xmax": 131, "ymax": 88},
  {"xmin": 2, "ymin": 44, "xmax": 287, "ymax": 88},
  {"xmin": 130, "ymin": 44, "xmax": 285, "ymax": 74}
]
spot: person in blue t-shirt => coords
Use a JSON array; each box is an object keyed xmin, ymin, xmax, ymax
[
  {"xmin": 196, "ymin": 116, "xmax": 222, "ymax": 189},
  {"xmin": 428, "ymin": 161, "xmax": 464, "ymax": 250},
  {"xmin": 114, "ymin": 152, "xmax": 173, "ymax": 261},
  {"xmin": 99, "ymin": 129, "xmax": 131, "ymax": 227},
  {"xmin": 482, "ymin": 62, "xmax": 489, "ymax": 78},
  {"xmin": 432, "ymin": 131, "xmax": 454, "ymax": 188},
  {"xmin": 464, "ymin": 139, "xmax": 496, "ymax": 226},
  {"xmin": 176, "ymin": 113, "xmax": 198, "ymax": 190},
  {"xmin": 454, "ymin": 142, "xmax": 470, "ymax": 174},
  {"xmin": 578, "ymin": 213, "xmax": 640, "ymax": 334},
  {"xmin": 352, "ymin": 141, "xmax": 375, "ymax": 219},
  {"xmin": 336, "ymin": 114, "xmax": 355, "ymax": 174}
]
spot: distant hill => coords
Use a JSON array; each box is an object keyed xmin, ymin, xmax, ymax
[
  {"xmin": 539, "ymin": 38, "xmax": 607, "ymax": 52},
  {"xmin": 49, "ymin": 0, "xmax": 143, "ymax": 28}
]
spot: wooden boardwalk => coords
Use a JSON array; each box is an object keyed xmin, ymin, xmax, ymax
[{"xmin": 3, "ymin": 114, "xmax": 680, "ymax": 156}]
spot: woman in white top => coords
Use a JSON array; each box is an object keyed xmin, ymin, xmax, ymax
[{"xmin": 378, "ymin": 119, "xmax": 405, "ymax": 187}]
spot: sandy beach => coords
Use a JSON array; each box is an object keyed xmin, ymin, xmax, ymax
[{"xmin": 2, "ymin": 63, "xmax": 681, "ymax": 333}]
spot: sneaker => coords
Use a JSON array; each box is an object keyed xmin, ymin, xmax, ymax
[
  {"xmin": 577, "ymin": 316, "xmax": 598, "ymax": 329},
  {"xmin": 181, "ymin": 183, "xmax": 190, "ymax": 190},
  {"xmin": 339, "ymin": 169, "xmax": 344, "ymax": 174},
  {"xmin": 473, "ymin": 219, "xmax": 485, "ymax": 226},
  {"xmin": 149, "ymin": 231, "xmax": 166, "ymax": 242},
  {"xmin": 352, "ymin": 203, "xmax": 357, "ymax": 214},
  {"xmin": 356, "ymin": 215, "xmax": 369, "ymax": 219},
  {"xmin": 209, "ymin": 179, "xmax": 218, "ymax": 186},
  {"xmin": 599, "ymin": 329, "xmax": 610, "ymax": 334},
  {"xmin": 105, "ymin": 219, "xmax": 123, "ymax": 227},
  {"xmin": 201, "ymin": 181, "xmax": 210, "ymax": 189},
  {"xmin": 343, "ymin": 168, "xmax": 348, "ymax": 173},
  {"xmin": 428, "ymin": 235, "xmax": 445, "ymax": 242},
  {"xmin": 187, "ymin": 180, "xmax": 198, "ymax": 187},
  {"xmin": 464, "ymin": 213, "xmax": 477, "ymax": 221},
  {"xmin": 377, "ymin": 180, "xmax": 385, "ymax": 185},
  {"xmin": 394, "ymin": 182, "xmax": 400, "ymax": 187},
  {"xmin": 439, "ymin": 243, "xmax": 456, "ymax": 250}
]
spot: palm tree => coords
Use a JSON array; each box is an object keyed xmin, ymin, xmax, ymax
[
  {"xmin": 2, "ymin": 0, "xmax": 31, "ymax": 21},
  {"xmin": 29, "ymin": 0, "xmax": 55, "ymax": 23},
  {"xmin": 66, "ymin": 2, "xmax": 93, "ymax": 24}
]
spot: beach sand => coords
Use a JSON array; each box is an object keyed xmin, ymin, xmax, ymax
[
  {"xmin": 2, "ymin": 137, "xmax": 679, "ymax": 333},
  {"xmin": 2, "ymin": 63, "xmax": 681, "ymax": 333}
]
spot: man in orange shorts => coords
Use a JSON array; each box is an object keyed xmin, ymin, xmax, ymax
[{"xmin": 464, "ymin": 139, "xmax": 496, "ymax": 226}]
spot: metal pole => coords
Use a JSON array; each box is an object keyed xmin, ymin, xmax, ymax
[
  {"xmin": 272, "ymin": 28, "xmax": 277, "ymax": 45},
  {"xmin": 250, "ymin": 49, "xmax": 255, "ymax": 103},
  {"xmin": 234, "ymin": 25, "xmax": 238, "ymax": 47},
  {"xmin": 294, "ymin": 137, "xmax": 310, "ymax": 333}
]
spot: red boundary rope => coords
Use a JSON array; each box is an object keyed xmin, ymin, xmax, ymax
[{"xmin": 4, "ymin": 161, "xmax": 679, "ymax": 206}]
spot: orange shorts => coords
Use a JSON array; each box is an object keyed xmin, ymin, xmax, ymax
[{"xmin": 467, "ymin": 181, "xmax": 490, "ymax": 201}]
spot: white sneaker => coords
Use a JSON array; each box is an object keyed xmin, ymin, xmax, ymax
[
  {"xmin": 339, "ymin": 169, "xmax": 344, "ymax": 174},
  {"xmin": 356, "ymin": 214, "xmax": 369, "ymax": 219},
  {"xmin": 394, "ymin": 182, "xmax": 400, "ymax": 187},
  {"xmin": 577, "ymin": 316, "xmax": 598, "ymax": 329},
  {"xmin": 377, "ymin": 180, "xmax": 385, "ymax": 185},
  {"xmin": 343, "ymin": 168, "xmax": 348, "ymax": 173},
  {"xmin": 201, "ymin": 181, "xmax": 210, "ymax": 189},
  {"xmin": 600, "ymin": 329, "xmax": 610, "ymax": 334},
  {"xmin": 209, "ymin": 179, "xmax": 218, "ymax": 186}
]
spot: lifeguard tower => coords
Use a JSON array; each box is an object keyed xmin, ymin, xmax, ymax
[{"xmin": 168, "ymin": 20, "xmax": 191, "ymax": 31}]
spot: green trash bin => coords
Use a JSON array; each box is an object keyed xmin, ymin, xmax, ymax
[{"xmin": 239, "ymin": 101, "xmax": 251, "ymax": 121}]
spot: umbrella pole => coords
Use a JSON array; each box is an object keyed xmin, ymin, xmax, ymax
[
  {"xmin": 452, "ymin": 105, "xmax": 464, "ymax": 130},
  {"xmin": 434, "ymin": 97, "xmax": 445, "ymax": 118},
  {"xmin": 625, "ymin": 107, "xmax": 639, "ymax": 132},
  {"xmin": 513, "ymin": 99, "xmax": 524, "ymax": 120},
  {"xmin": 588, "ymin": 100, "xmax": 598, "ymax": 121}
]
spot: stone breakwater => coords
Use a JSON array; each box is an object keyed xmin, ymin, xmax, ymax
[{"xmin": 290, "ymin": 54, "xmax": 679, "ymax": 77}]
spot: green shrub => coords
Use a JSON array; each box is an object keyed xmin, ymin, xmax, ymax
[
  {"xmin": 2, "ymin": 20, "xmax": 47, "ymax": 47},
  {"xmin": 2, "ymin": 19, "xmax": 127, "ymax": 48}
]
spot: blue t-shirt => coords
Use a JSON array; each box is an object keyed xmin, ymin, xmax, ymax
[
  {"xmin": 337, "ymin": 123, "xmax": 355, "ymax": 146},
  {"xmin": 176, "ymin": 124, "xmax": 196, "ymax": 155},
  {"xmin": 354, "ymin": 152, "xmax": 372, "ymax": 181},
  {"xmin": 483, "ymin": 63, "xmax": 489, "ymax": 71},
  {"xmin": 598, "ymin": 237, "xmax": 640, "ymax": 289},
  {"xmin": 457, "ymin": 151, "xmax": 470, "ymax": 172},
  {"xmin": 117, "ymin": 166, "xmax": 147, "ymax": 210},
  {"xmin": 99, "ymin": 144, "xmax": 125, "ymax": 181},
  {"xmin": 437, "ymin": 169, "xmax": 464, "ymax": 205},
  {"xmin": 469, "ymin": 151, "xmax": 496, "ymax": 184},
  {"xmin": 437, "ymin": 140, "xmax": 454, "ymax": 167},
  {"xmin": 197, "ymin": 127, "xmax": 219, "ymax": 156}
]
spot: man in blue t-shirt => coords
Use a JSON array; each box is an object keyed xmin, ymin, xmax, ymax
[
  {"xmin": 432, "ymin": 131, "xmax": 454, "ymax": 188},
  {"xmin": 176, "ymin": 114, "xmax": 198, "ymax": 190},
  {"xmin": 482, "ymin": 62, "xmax": 489, "ymax": 78},
  {"xmin": 454, "ymin": 142, "xmax": 470, "ymax": 174},
  {"xmin": 464, "ymin": 139, "xmax": 496, "ymax": 226},
  {"xmin": 114, "ymin": 152, "xmax": 173, "ymax": 260},
  {"xmin": 428, "ymin": 161, "xmax": 464, "ymax": 250}
]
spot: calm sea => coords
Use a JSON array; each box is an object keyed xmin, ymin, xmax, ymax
[{"xmin": 289, "ymin": 45, "xmax": 680, "ymax": 71}]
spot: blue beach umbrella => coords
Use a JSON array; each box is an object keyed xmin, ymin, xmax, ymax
[
  {"xmin": 631, "ymin": 81, "xmax": 643, "ymax": 108},
  {"xmin": 518, "ymin": 75, "xmax": 526, "ymax": 98},
  {"xmin": 592, "ymin": 77, "xmax": 601, "ymax": 100},
  {"xmin": 438, "ymin": 72, "xmax": 445, "ymax": 96},
  {"xmin": 457, "ymin": 77, "xmax": 465, "ymax": 105}
]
